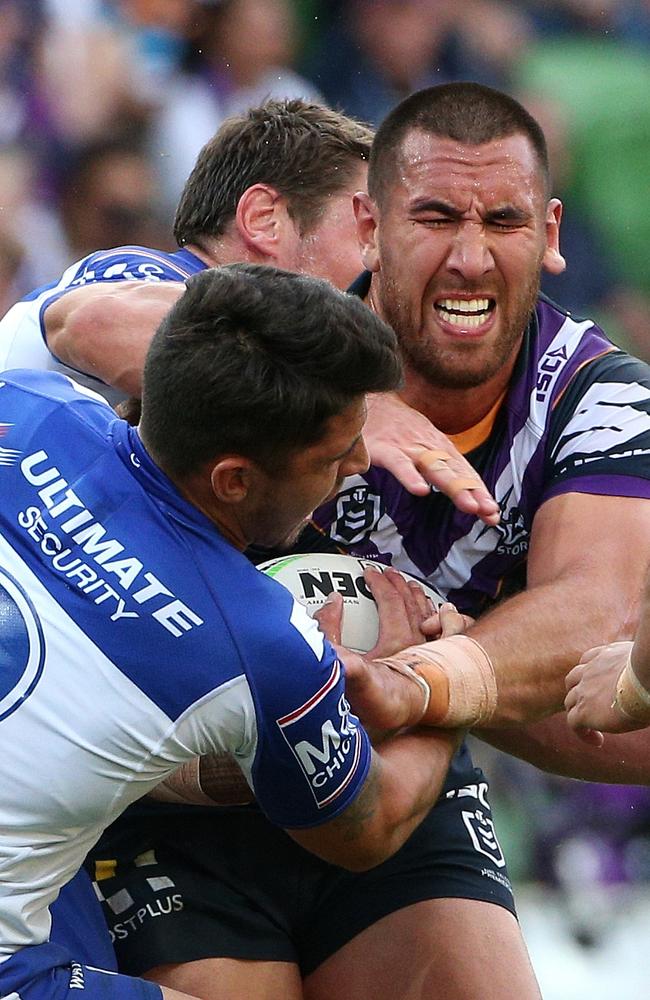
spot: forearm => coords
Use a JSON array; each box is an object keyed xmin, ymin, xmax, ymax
[
  {"xmin": 374, "ymin": 570, "xmax": 635, "ymax": 733},
  {"xmin": 465, "ymin": 574, "xmax": 630, "ymax": 725},
  {"xmin": 478, "ymin": 715, "xmax": 650, "ymax": 785},
  {"xmin": 149, "ymin": 753, "xmax": 254, "ymax": 807},
  {"xmin": 629, "ymin": 570, "xmax": 650, "ymax": 688},
  {"xmin": 45, "ymin": 281, "xmax": 185, "ymax": 395},
  {"xmin": 287, "ymin": 726, "xmax": 462, "ymax": 871}
]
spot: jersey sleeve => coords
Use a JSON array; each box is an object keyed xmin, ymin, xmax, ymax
[
  {"xmin": 37, "ymin": 246, "xmax": 190, "ymax": 343},
  {"xmin": 543, "ymin": 350, "xmax": 650, "ymax": 502},
  {"xmin": 234, "ymin": 576, "xmax": 372, "ymax": 830}
]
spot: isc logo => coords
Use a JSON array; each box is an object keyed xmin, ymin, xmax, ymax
[{"xmin": 298, "ymin": 570, "xmax": 372, "ymax": 602}]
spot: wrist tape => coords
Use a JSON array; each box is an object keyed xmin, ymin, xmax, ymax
[
  {"xmin": 377, "ymin": 635, "xmax": 497, "ymax": 727},
  {"xmin": 612, "ymin": 653, "xmax": 650, "ymax": 723}
]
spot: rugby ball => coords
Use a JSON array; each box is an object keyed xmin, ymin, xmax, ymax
[{"xmin": 258, "ymin": 552, "xmax": 444, "ymax": 653}]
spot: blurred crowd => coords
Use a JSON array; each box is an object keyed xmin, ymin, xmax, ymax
[{"xmin": 3, "ymin": 0, "xmax": 650, "ymax": 911}]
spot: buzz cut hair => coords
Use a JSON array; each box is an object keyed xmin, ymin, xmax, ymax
[
  {"xmin": 174, "ymin": 99, "xmax": 373, "ymax": 249},
  {"xmin": 368, "ymin": 82, "xmax": 551, "ymax": 205}
]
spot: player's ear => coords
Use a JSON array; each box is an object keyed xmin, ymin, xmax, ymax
[
  {"xmin": 354, "ymin": 192, "xmax": 380, "ymax": 273},
  {"xmin": 542, "ymin": 198, "xmax": 566, "ymax": 275},
  {"xmin": 234, "ymin": 184, "xmax": 287, "ymax": 260},
  {"xmin": 210, "ymin": 457, "xmax": 254, "ymax": 504}
]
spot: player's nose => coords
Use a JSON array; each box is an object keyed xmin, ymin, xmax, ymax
[{"xmin": 445, "ymin": 222, "xmax": 494, "ymax": 279}]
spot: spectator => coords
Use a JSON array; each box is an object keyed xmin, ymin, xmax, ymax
[{"xmin": 151, "ymin": 0, "xmax": 323, "ymax": 210}]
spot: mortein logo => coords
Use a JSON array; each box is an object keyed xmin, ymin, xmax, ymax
[{"xmin": 277, "ymin": 662, "xmax": 363, "ymax": 808}]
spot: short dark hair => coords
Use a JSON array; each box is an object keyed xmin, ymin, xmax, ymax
[
  {"xmin": 174, "ymin": 99, "xmax": 373, "ymax": 248},
  {"xmin": 140, "ymin": 264, "xmax": 401, "ymax": 477},
  {"xmin": 368, "ymin": 82, "xmax": 551, "ymax": 205}
]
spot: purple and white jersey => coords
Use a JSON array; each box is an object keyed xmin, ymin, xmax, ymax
[
  {"xmin": 314, "ymin": 291, "xmax": 650, "ymax": 616},
  {"xmin": 0, "ymin": 246, "xmax": 205, "ymax": 405},
  {"xmin": 0, "ymin": 370, "xmax": 370, "ymax": 964}
]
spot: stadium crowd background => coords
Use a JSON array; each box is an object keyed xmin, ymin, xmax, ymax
[{"xmin": 2, "ymin": 0, "xmax": 650, "ymax": 993}]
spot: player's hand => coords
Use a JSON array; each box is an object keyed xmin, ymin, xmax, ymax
[
  {"xmin": 314, "ymin": 568, "xmax": 437, "ymax": 732},
  {"xmin": 364, "ymin": 393, "xmax": 500, "ymax": 526},
  {"xmin": 564, "ymin": 641, "xmax": 641, "ymax": 741},
  {"xmin": 423, "ymin": 603, "xmax": 474, "ymax": 640},
  {"xmin": 314, "ymin": 566, "xmax": 437, "ymax": 658},
  {"xmin": 116, "ymin": 395, "xmax": 142, "ymax": 424}
]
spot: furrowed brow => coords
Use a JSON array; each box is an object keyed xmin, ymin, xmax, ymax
[{"xmin": 409, "ymin": 198, "xmax": 461, "ymax": 218}]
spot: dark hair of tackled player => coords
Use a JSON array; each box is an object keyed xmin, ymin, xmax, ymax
[
  {"xmin": 139, "ymin": 263, "xmax": 402, "ymax": 478},
  {"xmin": 174, "ymin": 98, "xmax": 373, "ymax": 249}
]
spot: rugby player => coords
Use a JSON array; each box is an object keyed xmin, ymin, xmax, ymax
[
  {"xmin": 0, "ymin": 99, "xmax": 497, "ymax": 522},
  {"xmin": 0, "ymin": 264, "xmax": 462, "ymax": 1000},
  {"xmin": 286, "ymin": 82, "xmax": 650, "ymax": 999}
]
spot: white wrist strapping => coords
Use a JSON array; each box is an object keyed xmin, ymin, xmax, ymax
[
  {"xmin": 378, "ymin": 635, "xmax": 498, "ymax": 727},
  {"xmin": 612, "ymin": 652, "xmax": 650, "ymax": 723}
]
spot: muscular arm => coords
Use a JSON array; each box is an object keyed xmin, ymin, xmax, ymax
[
  {"xmin": 478, "ymin": 714, "xmax": 650, "ymax": 785},
  {"xmin": 465, "ymin": 492, "xmax": 649, "ymax": 724},
  {"xmin": 349, "ymin": 492, "xmax": 650, "ymax": 734},
  {"xmin": 287, "ymin": 726, "xmax": 462, "ymax": 871},
  {"xmin": 45, "ymin": 281, "xmax": 185, "ymax": 395}
]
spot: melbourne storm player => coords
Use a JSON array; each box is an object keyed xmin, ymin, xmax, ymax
[
  {"xmin": 0, "ymin": 266, "xmax": 461, "ymax": 1000},
  {"xmin": 94, "ymin": 84, "xmax": 650, "ymax": 1000}
]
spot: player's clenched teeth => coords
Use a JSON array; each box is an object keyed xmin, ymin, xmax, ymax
[{"xmin": 435, "ymin": 297, "xmax": 495, "ymax": 328}]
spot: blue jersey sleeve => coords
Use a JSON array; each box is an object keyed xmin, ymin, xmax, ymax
[
  {"xmin": 226, "ymin": 572, "xmax": 372, "ymax": 829},
  {"xmin": 35, "ymin": 245, "xmax": 201, "ymax": 347}
]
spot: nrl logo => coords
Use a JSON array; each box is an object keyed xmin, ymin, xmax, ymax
[
  {"xmin": 330, "ymin": 486, "xmax": 381, "ymax": 546},
  {"xmin": 480, "ymin": 485, "xmax": 528, "ymax": 556}
]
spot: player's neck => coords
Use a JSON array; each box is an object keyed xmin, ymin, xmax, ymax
[
  {"xmin": 188, "ymin": 234, "xmax": 266, "ymax": 270},
  {"xmin": 399, "ymin": 360, "xmax": 515, "ymax": 436}
]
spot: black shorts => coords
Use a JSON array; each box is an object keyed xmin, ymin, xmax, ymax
[{"xmin": 88, "ymin": 769, "xmax": 515, "ymax": 978}]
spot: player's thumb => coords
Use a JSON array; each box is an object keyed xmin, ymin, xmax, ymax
[{"xmin": 314, "ymin": 592, "xmax": 344, "ymax": 645}]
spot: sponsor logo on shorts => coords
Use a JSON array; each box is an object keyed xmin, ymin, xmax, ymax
[{"xmin": 277, "ymin": 660, "xmax": 363, "ymax": 808}]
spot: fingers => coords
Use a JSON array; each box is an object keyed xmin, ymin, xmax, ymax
[
  {"xmin": 372, "ymin": 447, "xmax": 432, "ymax": 497},
  {"xmin": 313, "ymin": 592, "xmax": 343, "ymax": 645},
  {"xmin": 438, "ymin": 602, "xmax": 469, "ymax": 638},
  {"xmin": 413, "ymin": 449, "xmax": 500, "ymax": 526}
]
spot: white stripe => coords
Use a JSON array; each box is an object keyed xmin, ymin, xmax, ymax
[
  {"xmin": 428, "ymin": 316, "xmax": 596, "ymax": 593},
  {"xmin": 553, "ymin": 381, "xmax": 650, "ymax": 463}
]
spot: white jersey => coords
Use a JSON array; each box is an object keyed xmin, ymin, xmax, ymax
[
  {"xmin": 0, "ymin": 245, "xmax": 206, "ymax": 406},
  {"xmin": 0, "ymin": 370, "xmax": 370, "ymax": 970}
]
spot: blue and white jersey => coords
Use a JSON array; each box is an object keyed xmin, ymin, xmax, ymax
[
  {"xmin": 0, "ymin": 370, "xmax": 370, "ymax": 961},
  {"xmin": 314, "ymin": 277, "xmax": 650, "ymax": 616},
  {"xmin": 0, "ymin": 246, "xmax": 205, "ymax": 405}
]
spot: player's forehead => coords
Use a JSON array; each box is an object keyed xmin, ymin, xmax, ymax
[{"xmin": 388, "ymin": 129, "xmax": 545, "ymax": 212}]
